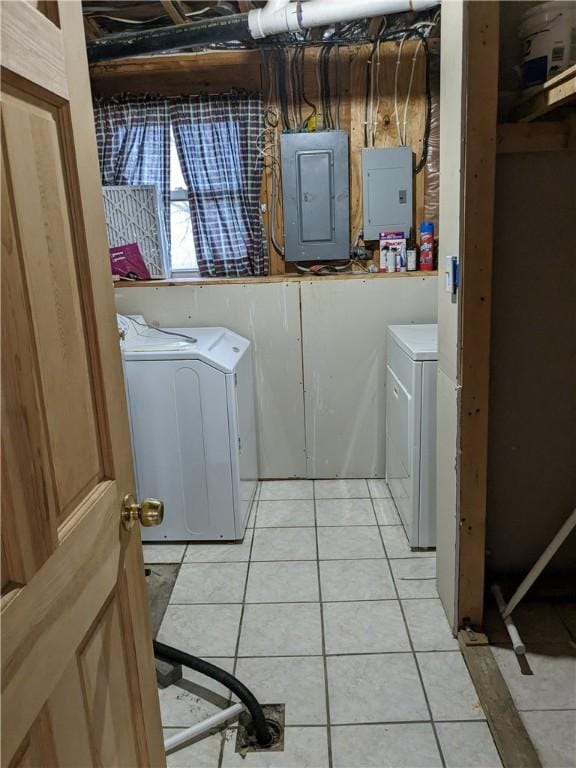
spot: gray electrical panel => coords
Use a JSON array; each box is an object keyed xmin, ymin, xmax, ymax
[
  {"xmin": 281, "ymin": 131, "xmax": 349, "ymax": 262},
  {"xmin": 362, "ymin": 147, "xmax": 413, "ymax": 240}
]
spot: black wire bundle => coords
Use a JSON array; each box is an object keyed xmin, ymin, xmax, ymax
[
  {"xmin": 289, "ymin": 46, "xmax": 302, "ymax": 127},
  {"xmin": 297, "ymin": 45, "xmax": 318, "ymax": 129},
  {"xmin": 319, "ymin": 45, "xmax": 333, "ymax": 130}
]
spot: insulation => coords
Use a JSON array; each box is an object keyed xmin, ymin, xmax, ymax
[{"xmin": 423, "ymin": 47, "xmax": 440, "ymax": 234}]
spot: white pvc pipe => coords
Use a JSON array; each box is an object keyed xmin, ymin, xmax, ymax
[
  {"xmin": 502, "ymin": 507, "xmax": 576, "ymax": 619},
  {"xmin": 491, "ymin": 584, "xmax": 526, "ymax": 656},
  {"xmin": 249, "ymin": 0, "xmax": 439, "ymax": 39},
  {"xmin": 164, "ymin": 703, "xmax": 243, "ymax": 753}
]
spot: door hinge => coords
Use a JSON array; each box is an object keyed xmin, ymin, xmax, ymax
[
  {"xmin": 238, "ymin": 436, "xmax": 242, "ymax": 452},
  {"xmin": 234, "ymin": 372, "xmax": 238, "ymax": 387}
]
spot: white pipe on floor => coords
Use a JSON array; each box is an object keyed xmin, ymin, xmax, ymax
[
  {"xmin": 491, "ymin": 584, "xmax": 526, "ymax": 656},
  {"xmin": 248, "ymin": 0, "xmax": 439, "ymax": 39},
  {"xmin": 164, "ymin": 703, "xmax": 244, "ymax": 753}
]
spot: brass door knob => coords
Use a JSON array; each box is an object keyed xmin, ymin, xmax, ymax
[{"xmin": 122, "ymin": 494, "xmax": 164, "ymax": 530}]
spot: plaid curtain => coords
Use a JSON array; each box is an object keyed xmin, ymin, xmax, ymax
[
  {"xmin": 93, "ymin": 94, "xmax": 171, "ymax": 239},
  {"xmin": 170, "ymin": 93, "xmax": 267, "ymax": 277}
]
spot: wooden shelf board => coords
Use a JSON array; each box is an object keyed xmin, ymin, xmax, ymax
[
  {"xmin": 113, "ymin": 270, "xmax": 438, "ymax": 289},
  {"xmin": 511, "ymin": 64, "xmax": 576, "ymax": 122}
]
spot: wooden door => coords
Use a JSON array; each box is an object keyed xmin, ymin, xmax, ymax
[{"xmin": 1, "ymin": 2, "xmax": 166, "ymax": 765}]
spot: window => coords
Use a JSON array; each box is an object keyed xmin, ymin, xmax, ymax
[{"xmin": 169, "ymin": 128, "xmax": 198, "ymax": 274}]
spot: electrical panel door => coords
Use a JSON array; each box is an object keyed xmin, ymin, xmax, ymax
[
  {"xmin": 281, "ymin": 131, "xmax": 350, "ymax": 262},
  {"xmin": 362, "ymin": 147, "xmax": 413, "ymax": 240}
]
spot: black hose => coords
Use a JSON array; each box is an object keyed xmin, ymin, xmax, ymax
[{"xmin": 153, "ymin": 639, "xmax": 273, "ymax": 747}]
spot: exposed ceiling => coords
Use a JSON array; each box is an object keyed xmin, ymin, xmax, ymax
[{"xmin": 82, "ymin": 1, "xmax": 265, "ymax": 39}]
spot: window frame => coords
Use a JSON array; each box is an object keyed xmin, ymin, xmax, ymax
[{"xmin": 169, "ymin": 133, "xmax": 199, "ymax": 276}]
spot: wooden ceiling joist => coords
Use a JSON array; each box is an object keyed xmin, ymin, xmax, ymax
[{"xmin": 160, "ymin": 0, "xmax": 187, "ymax": 25}]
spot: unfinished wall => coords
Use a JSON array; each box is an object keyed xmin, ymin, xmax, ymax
[
  {"xmin": 115, "ymin": 275, "xmax": 437, "ymax": 479},
  {"xmin": 487, "ymin": 151, "xmax": 576, "ymax": 575},
  {"xmin": 90, "ymin": 42, "xmax": 432, "ymax": 274}
]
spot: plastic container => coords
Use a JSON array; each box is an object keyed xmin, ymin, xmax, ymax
[
  {"xmin": 396, "ymin": 248, "xmax": 407, "ymax": 272},
  {"xmin": 420, "ymin": 222, "xmax": 434, "ymax": 271},
  {"xmin": 519, "ymin": 2, "xmax": 576, "ymax": 87}
]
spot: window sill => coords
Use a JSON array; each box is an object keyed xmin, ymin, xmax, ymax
[
  {"xmin": 114, "ymin": 271, "xmax": 438, "ymax": 288},
  {"xmin": 170, "ymin": 270, "xmax": 200, "ymax": 279}
]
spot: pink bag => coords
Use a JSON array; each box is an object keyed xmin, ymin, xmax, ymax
[{"xmin": 109, "ymin": 243, "xmax": 151, "ymax": 281}]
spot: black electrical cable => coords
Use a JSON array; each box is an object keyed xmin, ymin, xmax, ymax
[
  {"xmin": 320, "ymin": 45, "xmax": 333, "ymax": 129},
  {"xmin": 299, "ymin": 46, "xmax": 317, "ymax": 128},
  {"xmin": 276, "ymin": 46, "xmax": 290, "ymax": 129},
  {"xmin": 335, "ymin": 44, "xmax": 341, "ymax": 129},
  {"xmin": 412, "ymin": 32, "xmax": 432, "ymax": 174},
  {"xmin": 325, "ymin": 46, "xmax": 333, "ymax": 129},
  {"xmin": 290, "ymin": 47, "xmax": 302, "ymax": 127},
  {"xmin": 153, "ymin": 640, "xmax": 274, "ymax": 748}
]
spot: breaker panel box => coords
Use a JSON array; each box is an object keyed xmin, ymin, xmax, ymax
[
  {"xmin": 362, "ymin": 147, "xmax": 413, "ymax": 240},
  {"xmin": 281, "ymin": 131, "xmax": 349, "ymax": 262}
]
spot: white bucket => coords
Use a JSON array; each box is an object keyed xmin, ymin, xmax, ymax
[{"xmin": 519, "ymin": 1, "xmax": 576, "ymax": 87}]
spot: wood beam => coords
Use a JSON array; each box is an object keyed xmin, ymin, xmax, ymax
[
  {"xmin": 457, "ymin": 0, "xmax": 500, "ymax": 629},
  {"xmin": 512, "ymin": 64, "xmax": 576, "ymax": 122},
  {"xmin": 458, "ymin": 632, "xmax": 541, "ymax": 768},
  {"xmin": 160, "ymin": 0, "xmax": 186, "ymax": 25},
  {"xmin": 83, "ymin": 15, "xmax": 103, "ymax": 41}
]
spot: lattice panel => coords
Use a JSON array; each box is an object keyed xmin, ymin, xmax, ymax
[{"xmin": 103, "ymin": 185, "xmax": 169, "ymax": 279}]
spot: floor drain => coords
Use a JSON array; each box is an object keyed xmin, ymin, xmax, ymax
[{"xmin": 235, "ymin": 704, "xmax": 285, "ymax": 754}]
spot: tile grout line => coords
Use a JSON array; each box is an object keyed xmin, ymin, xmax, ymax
[
  {"xmin": 216, "ymin": 482, "xmax": 261, "ymax": 768},
  {"xmin": 180, "ymin": 553, "xmax": 434, "ymax": 565},
  {"xmin": 368, "ymin": 481, "xmax": 448, "ymax": 768},
  {"xmin": 200, "ymin": 649, "xmax": 465, "ymax": 658},
  {"xmin": 313, "ymin": 480, "xmax": 334, "ymax": 768},
  {"xmin": 167, "ymin": 596, "xmax": 443, "ymax": 606}
]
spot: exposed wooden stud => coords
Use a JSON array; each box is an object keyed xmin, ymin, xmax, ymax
[
  {"xmin": 457, "ymin": 1, "xmax": 500, "ymax": 628},
  {"xmin": 368, "ymin": 16, "xmax": 384, "ymax": 38},
  {"xmin": 458, "ymin": 632, "xmax": 542, "ymax": 768}
]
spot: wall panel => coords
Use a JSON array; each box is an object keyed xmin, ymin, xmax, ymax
[
  {"xmin": 116, "ymin": 276, "xmax": 438, "ymax": 480},
  {"xmin": 301, "ymin": 276, "xmax": 438, "ymax": 478},
  {"xmin": 115, "ymin": 282, "xmax": 306, "ymax": 479}
]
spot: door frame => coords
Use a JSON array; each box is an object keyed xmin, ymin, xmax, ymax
[{"xmin": 455, "ymin": 0, "xmax": 500, "ymax": 629}]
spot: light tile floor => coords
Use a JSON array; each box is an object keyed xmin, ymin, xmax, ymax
[{"xmin": 147, "ymin": 480, "xmax": 502, "ymax": 768}]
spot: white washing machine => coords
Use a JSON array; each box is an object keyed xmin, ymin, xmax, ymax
[
  {"xmin": 119, "ymin": 315, "xmax": 258, "ymax": 542},
  {"xmin": 386, "ymin": 324, "xmax": 437, "ymax": 549}
]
